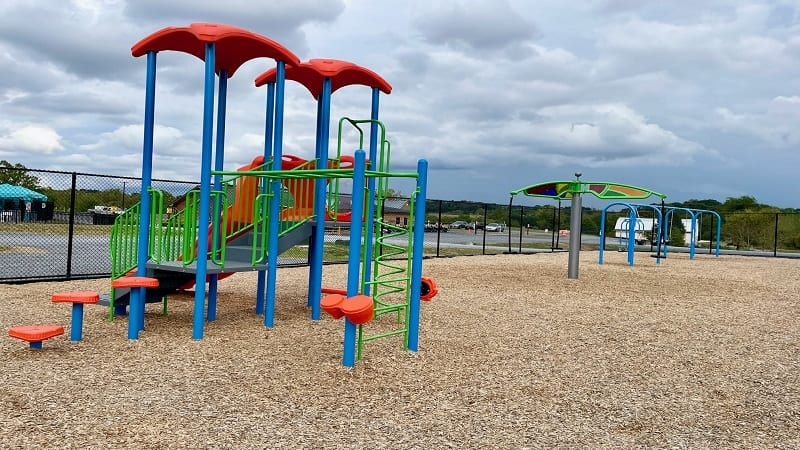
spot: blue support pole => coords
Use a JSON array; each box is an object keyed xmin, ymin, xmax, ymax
[
  {"xmin": 598, "ymin": 208, "xmax": 607, "ymax": 265},
  {"xmin": 307, "ymin": 89, "xmax": 325, "ymax": 309},
  {"xmin": 265, "ymin": 62, "xmax": 286, "ymax": 328},
  {"xmin": 208, "ymin": 69, "xmax": 228, "ymax": 322},
  {"xmin": 406, "ymin": 159, "xmax": 428, "ymax": 352},
  {"xmin": 343, "ymin": 150, "xmax": 367, "ymax": 367},
  {"xmin": 662, "ymin": 210, "xmax": 672, "ymax": 259},
  {"xmin": 689, "ymin": 213, "xmax": 698, "ymax": 260},
  {"xmin": 256, "ymin": 82, "xmax": 275, "ymax": 315},
  {"xmin": 627, "ymin": 208, "xmax": 636, "ymax": 266},
  {"xmin": 308, "ymin": 77, "xmax": 332, "ymax": 320},
  {"xmin": 362, "ymin": 88, "xmax": 381, "ymax": 296},
  {"xmin": 69, "ymin": 303, "xmax": 85, "ymax": 341},
  {"xmin": 130, "ymin": 50, "xmax": 157, "ymax": 340},
  {"xmin": 192, "ymin": 43, "xmax": 217, "ymax": 340}
]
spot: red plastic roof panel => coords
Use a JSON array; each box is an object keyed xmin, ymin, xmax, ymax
[
  {"xmin": 255, "ymin": 58, "xmax": 392, "ymax": 98},
  {"xmin": 131, "ymin": 23, "xmax": 301, "ymax": 77}
]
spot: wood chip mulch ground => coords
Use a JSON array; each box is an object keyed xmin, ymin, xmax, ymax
[{"xmin": 1, "ymin": 251, "xmax": 798, "ymax": 449}]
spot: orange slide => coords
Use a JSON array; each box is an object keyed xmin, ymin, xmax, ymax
[
  {"xmin": 279, "ymin": 154, "xmax": 355, "ymax": 222},
  {"xmin": 230, "ymin": 153, "xmax": 355, "ymax": 224}
]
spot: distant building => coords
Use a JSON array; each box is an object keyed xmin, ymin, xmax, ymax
[
  {"xmin": 614, "ymin": 217, "xmax": 656, "ymax": 244},
  {"xmin": 382, "ymin": 198, "xmax": 411, "ymax": 227}
]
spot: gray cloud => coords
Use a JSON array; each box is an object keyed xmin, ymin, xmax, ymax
[
  {"xmin": 123, "ymin": 0, "xmax": 345, "ymax": 57},
  {"xmin": 412, "ymin": 0, "xmax": 537, "ymax": 52}
]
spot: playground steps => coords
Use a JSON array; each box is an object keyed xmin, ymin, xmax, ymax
[{"xmin": 107, "ymin": 222, "xmax": 313, "ymax": 308}]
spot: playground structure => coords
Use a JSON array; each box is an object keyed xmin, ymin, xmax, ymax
[
  {"xmin": 598, "ymin": 204, "xmax": 721, "ymax": 265},
  {"xmin": 106, "ymin": 23, "xmax": 431, "ymax": 367},
  {"xmin": 660, "ymin": 207, "xmax": 722, "ymax": 259},
  {"xmin": 510, "ymin": 175, "xmax": 666, "ymax": 278},
  {"xmin": 599, "ymin": 202, "xmax": 664, "ymax": 266}
]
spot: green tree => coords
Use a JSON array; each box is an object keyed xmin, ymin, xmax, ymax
[
  {"xmin": 385, "ymin": 188, "xmax": 405, "ymax": 198},
  {"xmin": 0, "ymin": 160, "xmax": 40, "ymax": 189},
  {"xmin": 720, "ymin": 196, "xmax": 761, "ymax": 212},
  {"xmin": 722, "ymin": 209, "xmax": 776, "ymax": 250},
  {"xmin": 668, "ymin": 223, "xmax": 687, "ymax": 247}
]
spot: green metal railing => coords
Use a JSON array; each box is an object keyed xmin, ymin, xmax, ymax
[
  {"xmin": 332, "ymin": 117, "xmax": 420, "ymax": 360},
  {"xmin": 109, "ymin": 188, "xmax": 164, "ymax": 279}
]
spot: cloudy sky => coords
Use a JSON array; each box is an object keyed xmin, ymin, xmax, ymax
[{"xmin": 1, "ymin": 0, "xmax": 799, "ymax": 207}]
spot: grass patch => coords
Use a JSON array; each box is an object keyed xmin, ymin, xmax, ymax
[{"xmin": 0, "ymin": 223, "xmax": 113, "ymax": 236}]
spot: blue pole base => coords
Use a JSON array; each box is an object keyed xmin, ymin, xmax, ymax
[
  {"xmin": 30, "ymin": 341, "xmax": 43, "ymax": 349},
  {"xmin": 69, "ymin": 303, "xmax": 84, "ymax": 341}
]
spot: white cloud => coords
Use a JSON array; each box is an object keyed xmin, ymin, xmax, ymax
[
  {"xmin": 715, "ymin": 95, "xmax": 800, "ymax": 148},
  {"xmin": 0, "ymin": 123, "xmax": 64, "ymax": 154}
]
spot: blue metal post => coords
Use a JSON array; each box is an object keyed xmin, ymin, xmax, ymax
[
  {"xmin": 307, "ymin": 90, "xmax": 324, "ymax": 309},
  {"xmin": 662, "ymin": 209, "xmax": 672, "ymax": 259},
  {"xmin": 256, "ymin": 82, "xmax": 275, "ymax": 315},
  {"xmin": 689, "ymin": 213, "xmax": 698, "ymax": 260},
  {"xmin": 406, "ymin": 159, "xmax": 428, "ymax": 352},
  {"xmin": 192, "ymin": 43, "xmax": 216, "ymax": 340},
  {"xmin": 308, "ymin": 77, "xmax": 332, "ymax": 320},
  {"xmin": 627, "ymin": 209, "xmax": 637, "ymax": 266},
  {"xmin": 598, "ymin": 208, "xmax": 607, "ymax": 265},
  {"xmin": 343, "ymin": 150, "xmax": 367, "ymax": 367},
  {"xmin": 265, "ymin": 62, "xmax": 286, "ymax": 328},
  {"xmin": 130, "ymin": 50, "xmax": 157, "ymax": 340},
  {"xmin": 362, "ymin": 88, "xmax": 381, "ymax": 295},
  {"xmin": 208, "ymin": 69, "xmax": 228, "ymax": 322},
  {"xmin": 69, "ymin": 303, "xmax": 85, "ymax": 341}
]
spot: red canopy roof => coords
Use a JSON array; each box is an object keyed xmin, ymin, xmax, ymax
[
  {"xmin": 254, "ymin": 58, "xmax": 392, "ymax": 98},
  {"xmin": 131, "ymin": 23, "xmax": 300, "ymax": 77}
]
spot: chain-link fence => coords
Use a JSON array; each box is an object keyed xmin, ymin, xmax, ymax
[
  {"xmin": 0, "ymin": 167, "xmax": 198, "ymax": 282},
  {"xmin": 421, "ymin": 200, "xmax": 800, "ymax": 258},
  {"xmin": 2, "ymin": 166, "xmax": 800, "ymax": 283}
]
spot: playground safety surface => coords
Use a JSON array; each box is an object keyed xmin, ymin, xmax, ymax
[{"xmin": 1, "ymin": 251, "xmax": 798, "ymax": 448}]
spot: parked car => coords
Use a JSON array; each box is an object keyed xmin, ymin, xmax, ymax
[
  {"xmin": 424, "ymin": 222, "xmax": 448, "ymax": 232},
  {"xmin": 466, "ymin": 222, "xmax": 485, "ymax": 230},
  {"xmin": 485, "ymin": 223, "xmax": 504, "ymax": 232},
  {"xmin": 449, "ymin": 220, "xmax": 468, "ymax": 229}
]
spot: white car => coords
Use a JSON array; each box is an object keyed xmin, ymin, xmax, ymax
[{"xmin": 485, "ymin": 223, "xmax": 504, "ymax": 232}]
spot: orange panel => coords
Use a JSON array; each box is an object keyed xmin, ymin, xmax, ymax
[
  {"xmin": 51, "ymin": 291, "xmax": 100, "ymax": 304},
  {"xmin": 8, "ymin": 325, "xmax": 64, "ymax": 342}
]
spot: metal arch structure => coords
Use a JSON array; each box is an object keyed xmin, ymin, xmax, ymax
[
  {"xmin": 661, "ymin": 207, "xmax": 722, "ymax": 259},
  {"xmin": 510, "ymin": 178, "xmax": 666, "ymax": 279},
  {"xmin": 598, "ymin": 202, "xmax": 664, "ymax": 267}
]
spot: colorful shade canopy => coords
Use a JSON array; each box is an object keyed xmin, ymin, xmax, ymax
[{"xmin": 510, "ymin": 181, "xmax": 665, "ymax": 200}]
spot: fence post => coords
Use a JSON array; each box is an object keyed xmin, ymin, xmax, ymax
[
  {"xmin": 482, "ymin": 203, "xmax": 488, "ymax": 254},
  {"xmin": 518, "ymin": 205, "xmax": 524, "ymax": 253},
  {"xmin": 774, "ymin": 213, "xmax": 779, "ymax": 257},
  {"xmin": 435, "ymin": 199, "xmax": 442, "ymax": 257},
  {"xmin": 66, "ymin": 172, "xmax": 77, "ymax": 279},
  {"xmin": 506, "ymin": 197, "xmax": 513, "ymax": 254}
]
